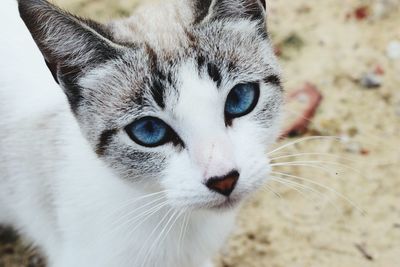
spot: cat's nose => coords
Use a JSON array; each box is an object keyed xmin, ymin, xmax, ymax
[{"xmin": 205, "ymin": 170, "xmax": 239, "ymax": 197}]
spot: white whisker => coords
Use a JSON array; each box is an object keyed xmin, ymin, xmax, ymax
[
  {"xmin": 269, "ymin": 176, "xmax": 343, "ymax": 216},
  {"xmin": 268, "ymin": 136, "xmax": 341, "ymax": 156},
  {"xmin": 271, "ymin": 160, "xmax": 361, "ymax": 174},
  {"xmin": 262, "ymin": 184, "xmax": 282, "ymax": 198},
  {"xmin": 273, "ymin": 163, "xmax": 337, "ymax": 174},
  {"xmin": 141, "ymin": 209, "xmax": 183, "ymax": 267},
  {"xmin": 177, "ymin": 209, "xmax": 191, "ymax": 260},
  {"xmin": 107, "ymin": 201, "xmax": 169, "ymax": 245},
  {"xmin": 133, "ymin": 208, "xmax": 174, "ymax": 267},
  {"xmin": 270, "ymin": 152, "xmax": 359, "ymax": 163},
  {"xmin": 110, "ymin": 195, "xmax": 167, "ymax": 229},
  {"xmin": 271, "ymin": 171, "xmax": 365, "ymax": 215}
]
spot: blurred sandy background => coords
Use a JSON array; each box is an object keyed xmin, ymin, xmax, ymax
[{"xmin": 1, "ymin": 0, "xmax": 399, "ymax": 266}]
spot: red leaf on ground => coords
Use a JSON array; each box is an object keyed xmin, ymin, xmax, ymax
[{"xmin": 374, "ymin": 65, "xmax": 385, "ymax": 75}]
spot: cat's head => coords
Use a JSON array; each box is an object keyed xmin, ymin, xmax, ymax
[{"xmin": 19, "ymin": 0, "xmax": 283, "ymax": 211}]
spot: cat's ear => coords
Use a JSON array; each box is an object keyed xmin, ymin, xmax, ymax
[
  {"xmin": 18, "ymin": 0, "xmax": 122, "ymax": 108},
  {"xmin": 192, "ymin": 0, "xmax": 267, "ymax": 25}
]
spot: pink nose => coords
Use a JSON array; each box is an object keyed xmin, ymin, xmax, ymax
[{"xmin": 205, "ymin": 170, "xmax": 239, "ymax": 197}]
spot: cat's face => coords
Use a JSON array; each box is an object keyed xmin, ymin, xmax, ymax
[{"xmin": 19, "ymin": 0, "xmax": 283, "ymax": 211}]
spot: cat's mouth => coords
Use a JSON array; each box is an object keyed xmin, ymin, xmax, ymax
[{"xmin": 209, "ymin": 197, "xmax": 240, "ymax": 211}]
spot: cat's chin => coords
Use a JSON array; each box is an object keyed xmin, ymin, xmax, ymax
[{"xmin": 209, "ymin": 198, "xmax": 241, "ymax": 211}]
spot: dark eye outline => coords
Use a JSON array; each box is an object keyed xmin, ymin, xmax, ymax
[
  {"xmin": 125, "ymin": 116, "xmax": 183, "ymax": 148},
  {"xmin": 224, "ymin": 82, "xmax": 260, "ymax": 124}
]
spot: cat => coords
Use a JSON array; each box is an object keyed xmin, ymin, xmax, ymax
[{"xmin": 0, "ymin": 0, "xmax": 283, "ymax": 266}]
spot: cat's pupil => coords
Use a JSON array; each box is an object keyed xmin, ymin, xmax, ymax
[
  {"xmin": 231, "ymin": 91, "xmax": 240, "ymax": 106},
  {"xmin": 145, "ymin": 121, "xmax": 155, "ymax": 133}
]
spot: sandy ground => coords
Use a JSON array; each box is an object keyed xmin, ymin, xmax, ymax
[{"xmin": 1, "ymin": 0, "xmax": 399, "ymax": 266}]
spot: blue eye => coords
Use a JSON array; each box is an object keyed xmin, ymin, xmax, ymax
[
  {"xmin": 225, "ymin": 83, "xmax": 260, "ymax": 119},
  {"xmin": 125, "ymin": 117, "xmax": 170, "ymax": 147}
]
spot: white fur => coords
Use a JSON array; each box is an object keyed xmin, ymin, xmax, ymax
[
  {"xmin": 0, "ymin": 4, "xmax": 231, "ymax": 266},
  {"xmin": 0, "ymin": 1, "xmax": 282, "ymax": 266}
]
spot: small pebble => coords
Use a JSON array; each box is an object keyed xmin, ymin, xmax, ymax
[
  {"xmin": 346, "ymin": 142, "xmax": 362, "ymax": 154},
  {"xmin": 387, "ymin": 41, "xmax": 400, "ymax": 60},
  {"xmin": 282, "ymin": 33, "xmax": 304, "ymax": 50},
  {"xmin": 374, "ymin": 65, "xmax": 385, "ymax": 75},
  {"xmin": 373, "ymin": 3, "xmax": 386, "ymax": 18},
  {"xmin": 341, "ymin": 136, "xmax": 363, "ymax": 154},
  {"xmin": 354, "ymin": 6, "xmax": 370, "ymax": 20},
  {"xmin": 373, "ymin": 0, "xmax": 400, "ymax": 19},
  {"xmin": 361, "ymin": 149, "xmax": 370, "ymax": 156},
  {"xmin": 296, "ymin": 5, "xmax": 311, "ymax": 14},
  {"xmin": 359, "ymin": 72, "xmax": 382, "ymax": 89}
]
